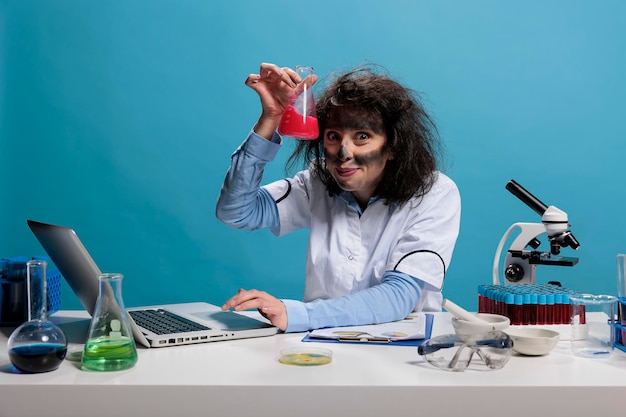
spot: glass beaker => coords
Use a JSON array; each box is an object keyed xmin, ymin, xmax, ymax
[
  {"xmin": 82, "ymin": 273, "xmax": 138, "ymax": 372},
  {"xmin": 617, "ymin": 254, "xmax": 626, "ymax": 346},
  {"xmin": 7, "ymin": 260, "xmax": 68, "ymax": 373},
  {"xmin": 569, "ymin": 293, "xmax": 617, "ymax": 358},
  {"xmin": 277, "ymin": 65, "xmax": 319, "ymax": 140}
]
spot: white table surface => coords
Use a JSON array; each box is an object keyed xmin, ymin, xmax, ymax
[{"xmin": 1, "ymin": 309, "xmax": 625, "ymax": 417}]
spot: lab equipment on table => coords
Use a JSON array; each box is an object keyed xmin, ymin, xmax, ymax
[
  {"xmin": 493, "ymin": 179, "xmax": 580, "ymax": 286},
  {"xmin": 477, "ymin": 283, "xmax": 588, "ymax": 340},
  {"xmin": 82, "ymin": 273, "xmax": 137, "ymax": 372},
  {"xmin": 7, "ymin": 260, "xmax": 68, "ymax": 373},
  {"xmin": 442, "ymin": 298, "xmax": 487, "ymax": 323},
  {"xmin": 616, "ymin": 254, "xmax": 626, "ymax": 352},
  {"xmin": 0, "ymin": 255, "xmax": 62, "ymax": 326},
  {"xmin": 279, "ymin": 347, "xmax": 333, "ymax": 366},
  {"xmin": 504, "ymin": 327, "xmax": 560, "ymax": 356},
  {"xmin": 450, "ymin": 313, "xmax": 510, "ymax": 338},
  {"xmin": 277, "ymin": 65, "xmax": 319, "ymax": 140},
  {"xmin": 569, "ymin": 293, "xmax": 617, "ymax": 358},
  {"xmin": 417, "ymin": 331, "xmax": 513, "ymax": 372},
  {"xmin": 478, "ymin": 283, "xmax": 580, "ymax": 326}
]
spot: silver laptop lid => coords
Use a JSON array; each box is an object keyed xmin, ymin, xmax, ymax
[{"xmin": 27, "ymin": 219, "xmax": 101, "ymax": 316}]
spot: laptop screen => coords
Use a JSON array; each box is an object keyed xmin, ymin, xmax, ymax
[{"xmin": 27, "ymin": 220, "xmax": 101, "ymax": 316}]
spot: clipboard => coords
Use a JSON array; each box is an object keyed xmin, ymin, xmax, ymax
[{"xmin": 301, "ymin": 314, "xmax": 434, "ymax": 347}]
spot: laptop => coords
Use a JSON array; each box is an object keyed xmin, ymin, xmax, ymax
[{"xmin": 27, "ymin": 219, "xmax": 279, "ymax": 348}]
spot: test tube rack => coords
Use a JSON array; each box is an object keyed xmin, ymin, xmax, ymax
[
  {"xmin": 614, "ymin": 322, "xmax": 626, "ymax": 353},
  {"xmin": 478, "ymin": 283, "xmax": 586, "ymax": 340}
]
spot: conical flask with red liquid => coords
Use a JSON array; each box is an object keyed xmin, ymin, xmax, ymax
[{"xmin": 278, "ymin": 65, "xmax": 319, "ymax": 140}]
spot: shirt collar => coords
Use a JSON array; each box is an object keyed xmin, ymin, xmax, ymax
[{"xmin": 336, "ymin": 190, "xmax": 382, "ymax": 215}]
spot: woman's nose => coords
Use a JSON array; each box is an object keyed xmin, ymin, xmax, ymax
[{"xmin": 337, "ymin": 140, "xmax": 353, "ymax": 161}]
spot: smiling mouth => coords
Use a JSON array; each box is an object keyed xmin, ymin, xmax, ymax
[{"xmin": 336, "ymin": 167, "xmax": 358, "ymax": 177}]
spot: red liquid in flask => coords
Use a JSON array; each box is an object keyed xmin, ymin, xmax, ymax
[{"xmin": 278, "ymin": 105, "xmax": 319, "ymax": 140}]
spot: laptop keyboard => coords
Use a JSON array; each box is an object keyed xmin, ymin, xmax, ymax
[{"xmin": 128, "ymin": 309, "xmax": 211, "ymax": 335}]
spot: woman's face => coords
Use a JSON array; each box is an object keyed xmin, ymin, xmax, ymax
[{"xmin": 323, "ymin": 125, "xmax": 393, "ymax": 207}]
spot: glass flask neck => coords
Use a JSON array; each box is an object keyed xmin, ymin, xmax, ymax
[
  {"xmin": 99, "ymin": 273, "xmax": 123, "ymax": 288},
  {"xmin": 97, "ymin": 273, "xmax": 126, "ymax": 306},
  {"xmin": 26, "ymin": 260, "xmax": 47, "ymax": 321},
  {"xmin": 295, "ymin": 65, "xmax": 314, "ymax": 77}
]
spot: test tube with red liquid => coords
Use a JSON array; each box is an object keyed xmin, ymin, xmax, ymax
[
  {"xmin": 477, "ymin": 283, "xmax": 583, "ymax": 326},
  {"xmin": 278, "ymin": 65, "xmax": 319, "ymax": 140}
]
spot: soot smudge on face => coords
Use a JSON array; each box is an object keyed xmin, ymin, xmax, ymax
[
  {"xmin": 322, "ymin": 108, "xmax": 388, "ymax": 166},
  {"xmin": 337, "ymin": 145, "xmax": 346, "ymax": 161},
  {"xmin": 325, "ymin": 146, "xmax": 387, "ymax": 166}
]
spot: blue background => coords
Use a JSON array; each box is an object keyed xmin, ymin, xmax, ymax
[{"xmin": 1, "ymin": 1, "xmax": 625, "ymax": 313}]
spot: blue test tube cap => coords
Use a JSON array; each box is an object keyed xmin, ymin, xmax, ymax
[
  {"xmin": 505, "ymin": 293, "xmax": 515, "ymax": 305},
  {"xmin": 538, "ymin": 294, "xmax": 547, "ymax": 305}
]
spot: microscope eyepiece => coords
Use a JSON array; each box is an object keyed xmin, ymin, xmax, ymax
[{"xmin": 506, "ymin": 180, "xmax": 549, "ymax": 216}]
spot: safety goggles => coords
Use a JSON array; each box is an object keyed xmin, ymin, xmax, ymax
[{"xmin": 417, "ymin": 331, "xmax": 513, "ymax": 372}]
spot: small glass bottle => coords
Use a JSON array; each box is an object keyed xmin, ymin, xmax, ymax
[
  {"xmin": 7, "ymin": 260, "xmax": 68, "ymax": 373},
  {"xmin": 82, "ymin": 273, "xmax": 138, "ymax": 372},
  {"xmin": 278, "ymin": 65, "xmax": 319, "ymax": 140}
]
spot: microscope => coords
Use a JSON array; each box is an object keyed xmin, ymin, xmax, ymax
[{"xmin": 492, "ymin": 180, "xmax": 580, "ymax": 285}]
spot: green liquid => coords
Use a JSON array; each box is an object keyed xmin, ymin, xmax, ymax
[{"xmin": 82, "ymin": 336, "xmax": 137, "ymax": 372}]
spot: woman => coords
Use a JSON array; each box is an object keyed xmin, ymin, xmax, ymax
[{"xmin": 217, "ymin": 62, "xmax": 461, "ymax": 332}]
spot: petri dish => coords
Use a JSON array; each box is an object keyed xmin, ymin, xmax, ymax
[{"xmin": 279, "ymin": 347, "xmax": 333, "ymax": 366}]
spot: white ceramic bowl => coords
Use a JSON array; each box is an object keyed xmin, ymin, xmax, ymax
[
  {"xmin": 451, "ymin": 313, "xmax": 510, "ymax": 337},
  {"xmin": 505, "ymin": 327, "xmax": 560, "ymax": 356}
]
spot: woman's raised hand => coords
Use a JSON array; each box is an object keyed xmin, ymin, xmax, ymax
[{"xmin": 245, "ymin": 62, "xmax": 317, "ymax": 139}]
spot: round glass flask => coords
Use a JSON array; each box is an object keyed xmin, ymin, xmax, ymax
[
  {"xmin": 277, "ymin": 65, "xmax": 319, "ymax": 140},
  {"xmin": 7, "ymin": 260, "xmax": 68, "ymax": 373},
  {"xmin": 82, "ymin": 273, "xmax": 138, "ymax": 372}
]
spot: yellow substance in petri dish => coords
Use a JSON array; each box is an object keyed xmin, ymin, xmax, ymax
[{"xmin": 279, "ymin": 351, "xmax": 332, "ymax": 366}]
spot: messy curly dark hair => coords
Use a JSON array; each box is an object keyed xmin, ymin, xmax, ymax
[{"xmin": 286, "ymin": 65, "xmax": 443, "ymax": 206}]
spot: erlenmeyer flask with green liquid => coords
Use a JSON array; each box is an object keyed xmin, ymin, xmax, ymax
[{"xmin": 82, "ymin": 273, "xmax": 137, "ymax": 372}]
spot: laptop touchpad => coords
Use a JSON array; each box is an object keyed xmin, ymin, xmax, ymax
[{"xmin": 191, "ymin": 311, "xmax": 274, "ymax": 330}]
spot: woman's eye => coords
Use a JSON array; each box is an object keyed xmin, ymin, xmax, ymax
[
  {"xmin": 356, "ymin": 132, "xmax": 370, "ymax": 141},
  {"xmin": 326, "ymin": 132, "xmax": 339, "ymax": 142}
]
